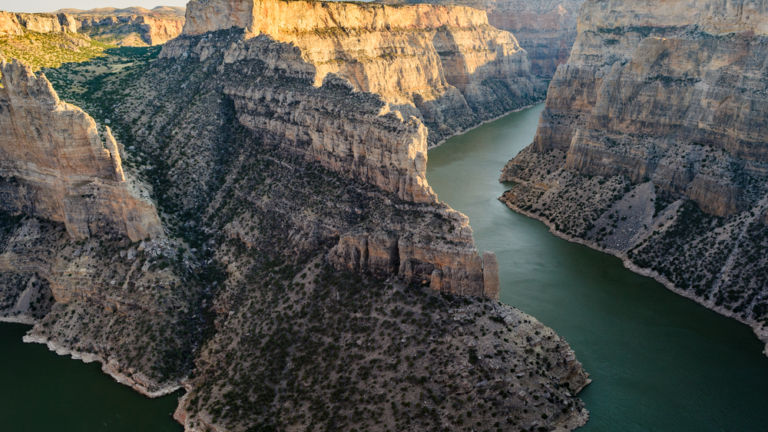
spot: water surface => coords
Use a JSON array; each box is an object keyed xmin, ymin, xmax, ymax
[
  {"xmin": 427, "ymin": 104, "xmax": 768, "ymax": 431},
  {"xmin": 0, "ymin": 323, "xmax": 181, "ymax": 431}
]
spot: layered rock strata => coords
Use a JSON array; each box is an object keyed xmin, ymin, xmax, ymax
[
  {"xmin": 382, "ymin": 0, "xmax": 585, "ymax": 80},
  {"xmin": 182, "ymin": 0, "xmax": 541, "ymax": 145},
  {"xmin": 0, "ymin": 60, "xmax": 161, "ymax": 242},
  {"xmin": 0, "ymin": 7, "xmax": 184, "ymax": 46},
  {"xmin": 7, "ymin": 26, "xmax": 590, "ymax": 430},
  {"xmin": 62, "ymin": 7, "xmax": 185, "ymax": 46},
  {"xmin": 0, "ymin": 11, "xmax": 77, "ymax": 35},
  {"xmin": 501, "ymin": 0, "xmax": 768, "ymax": 353},
  {"xmin": 159, "ymin": 31, "xmax": 493, "ymax": 296}
]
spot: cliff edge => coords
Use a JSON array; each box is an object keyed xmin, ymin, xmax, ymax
[
  {"xmin": 501, "ymin": 0, "xmax": 768, "ymax": 354},
  {"xmin": 181, "ymin": 0, "xmax": 541, "ymax": 145},
  {"xmin": 0, "ymin": 59, "xmax": 161, "ymax": 241}
]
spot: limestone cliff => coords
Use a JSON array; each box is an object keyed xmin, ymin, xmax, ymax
[
  {"xmin": 62, "ymin": 7, "xmax": 185, "ymax": 46},
  {"xmin": 501, "ymin": 0, "xmax": 768, "ymax": 353},
  {"xmin": 181, "ymin": 0, "xmax": 540, "ymax": 145},
  {"xmin": 158, "ymin": 30, "xmax": 496, "ymax": 296},
  {"xmin": 382, "ymin": 0, "xmax": 585, "ymax": 80},
  {"xmin": 0, "ymin": 7, "xmax": 184, "ymax": 46},
  {"xmin": 0, "ymin": 60, "xmax": 161, "ymax": 242}
]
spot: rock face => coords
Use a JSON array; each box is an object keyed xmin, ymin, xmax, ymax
[
  {"xmin": 182, "ymin": 0, "xmax": 541, "ymax": 145},
  {"xmin": 382, "ymin": 0, "xmax": 585, "ymax": 80},
  {"xmin": 159, "ymin": 31, "xmax": 494, "ymax": 297},
  {"xmin": 0, "ymin": 11, "xmax": 77, "ymax": 35},
  {"xmin": 62, "ymin": 7, "xmax": 185, "ymax": 46},
  {"xmin": 0, "ymin": 7, "xmax": 184, "ymax": 46},
  {"xmin": 0, "ymin": 60, "xmax": 161, "ymax": 241},
  {"xmin": 501, "ymin": 0, "xmax": 768, "ymax": 352}
]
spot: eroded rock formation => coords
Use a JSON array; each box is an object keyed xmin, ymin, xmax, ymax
[
  {"xmin": 0, "ymin": 60, "xmax": 161, "ymax": 241},
  {"xmin": 0, "ymin": 2, "xmax": 591, "ymax": 429},
  {"xmin": 182, "ymin": 0, "xmax": 540, "ymax": 144},
  {"xmin": 0, "ymin": 11, "xmax": 77, "ymax": 35},
  {"xmin": 0, "ymin": 7, "xmax": 184, "ymax": 46},
  {"xmin": 382, "ymin": 0, "xmax": 585, "ymax": 80},
  {"xmin": 501, "ymin": 0, "xmax": 768, "ymax": 353},
  {"xmin": 62, "ymin": 6, "xmax": 185, "ymax": 46},
  {"xmin": 158, "ymin": 30, "xmax": 497, "ymax": 297}
]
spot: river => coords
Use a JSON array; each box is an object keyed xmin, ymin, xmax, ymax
[
  {"xmin": 1, "ymin": 103, "xmax": 767, "ymax": 431},
  {"xmin": 0, "ymin": 323, "xmax": 181, "ymax": 431},
  {"xmin": 426, "ymin": 103, "xmax": 768, "ymax": 431}
]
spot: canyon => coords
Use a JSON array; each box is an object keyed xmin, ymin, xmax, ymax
[
  {"xmin": 383, "ymin": 0, "xmax": 585, "ymax": 80},
  {"xmin": 183, "ymin": 0, "xmax": 542, "ymax": 145},
  {"xmin": 0, "ymin": 0, "xmax": 589, "ymax": 430},
  {"xmin": 0, "ymin": 7, "xmax": 184, "ymax": 46},
  {"xmin": 501, "ymin": 0, "xmax": 768, "ymax": 354}
]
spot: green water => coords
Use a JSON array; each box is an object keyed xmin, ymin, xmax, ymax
[
  {"xmin": 427, "ymin": 104, "xmax": 768, "ymax": 431},
  {"xmin": 0, "ymin": 323, "xmax": 181, "ymax": 431}
]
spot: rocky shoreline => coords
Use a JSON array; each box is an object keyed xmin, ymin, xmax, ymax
[
  {"xmin": 428, "ymin": 101, "xmax": 544, "ymax": 149},
  {"xmin": 21, "ymin": 332, "xmax": 184, "ymax": 398},
  {"xmin": 500, "ymin": 197, "xmax": 768, "ymax": 357}
]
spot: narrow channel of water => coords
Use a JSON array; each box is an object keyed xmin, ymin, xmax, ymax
[
  {"xmin": 0, "ymin": 323, "xmax": 181, "ymax": 431},
  {"xmin": 427, "ymin": 104, "xmax": 768, "ymax": 431}
]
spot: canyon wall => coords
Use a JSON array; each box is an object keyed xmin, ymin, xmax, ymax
[
  {"xmin": 0, "ymin": 0, "xmax": 593, "ymax": 424},
  {"xmin": 0, "ymin": 11, "xmax": 77, "ymax": 35},
  {"xmin": 0, "ymin": 7, "xmax": 184, "ymax": 46},
  {"xmin": 501, "ymin": 0, "xmax": 768, "ymax": 352},
  {"xmin": 158, "ymin": 30, "xmax": 496, "ymax": 297},
  {"xmin": 182, "ymin": 0, "xmax": 541, "ymax": 145},
  {"xmin": 382, "ymin": 0, "xmax": 585, "ymax": 80},
  {"xmin": 0, "ymin": 60, "xmax": 161, "ymax": 242},
  {"xmin": 0, "ymin": 23, "xmax": 590, "ymax": 430}
]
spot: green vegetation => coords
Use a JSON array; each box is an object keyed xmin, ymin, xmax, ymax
[{"xmin": 0, "ymin": 30, "xmax": 112, "ymax": 78}]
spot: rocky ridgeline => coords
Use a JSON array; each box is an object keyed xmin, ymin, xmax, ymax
[
  {"xmin": 157, "ymin": 30, "xmax": 498, "ymax": 298},
  {"xmin": 501, "ymin": 0, "xmax": 768, "ymax": 353},
  {"xmin": 182, "ymin": 0, "xmax": 541, "ymax": 145},
  {"xmin": 0, "ymin": 6, "xmax": 184, "ymax": 46},
  {"xmin": 0, "ymin": 60, "xmax": 161, "ymax": 242},
  {"xmin": 382, "ymin": 0, "xmax": 585, "ymax": 80}
]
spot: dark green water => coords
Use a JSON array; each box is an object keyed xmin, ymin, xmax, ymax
[
  {"xmin": 0, "ymin": 323, "xmax": 181, "ymax": 431},
  {"xmin": 427, "ymin": 104, "xmax": 768, "ymax": 431}
]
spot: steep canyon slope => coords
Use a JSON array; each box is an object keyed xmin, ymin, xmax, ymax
[
  {"xmin": 0, "ymin": 7, "xmax": 184, "ymax": 46},
  {"xmin": 0, "ymin": 2, "xmax": 589, "ymax": 430},
  {"xmin": 183, "ymin": 0, "xmax": 542, "ymax": 145},
  {"xmin": 501, "ymin": 0, "xmax": 768, "ymax": 353},
  {"xmin": 382, "ymin": 0, "xmax": 585, "ymax": 80}
]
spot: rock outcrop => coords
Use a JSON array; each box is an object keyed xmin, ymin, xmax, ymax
[
  {"xmin": 501, "ymin": 0, "xmax": 768, "ymax": 352},
  {"xmin": 0, "ymin": 7, "xmax": 184, "ymax": 46},
  {"xmin": 0, "ymin": 60, "xmax": 161, "ymax": 241},
  {"xmin": 181, "ymin": 0, "xmax": 540, "ymax": 145},
  {"xmin": 62, "ymin": 6, "xmax": 185, "ymax": 46},
  {"xmin": 382, "ymin": 0, "xmax": 585, "ymax": 80},
  {"xmin": 158, "ymin": 30, "xmax": 497, "ymax": 296},
  {"xmin": 0, "ymin": 11, "xmax": 77, "ymax": 35}
]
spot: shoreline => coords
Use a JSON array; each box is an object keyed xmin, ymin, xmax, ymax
[
  {"xmin": 0, "ymin": 315, "xmax": 36, "ymax": 325},
  {"xmin": 499, "ymin": 198, "xmax": 768, "ymax": 358},
  {"xmin": 428, "ymin": 100, "xmax": 545, "ymax": 150},
  {"xmin": 21, "ymin": 331, "xmax": 185, "ymax": 398}
]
